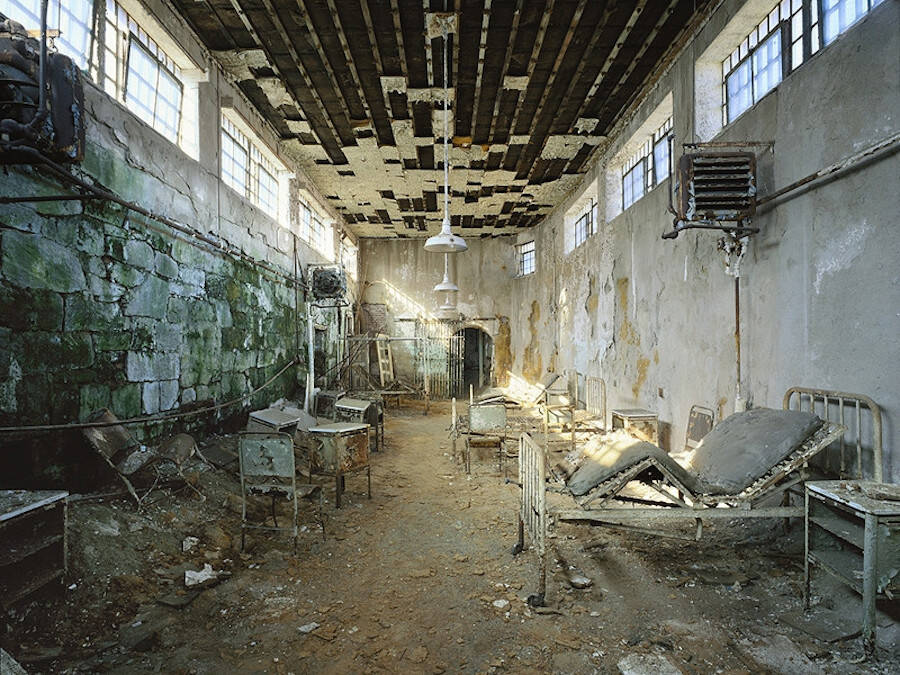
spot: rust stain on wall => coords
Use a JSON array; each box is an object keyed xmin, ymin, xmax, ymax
[
  {"xmin": 632, "ymin": 357, "xmax": 650, "ymax": 399},
  {"xmin": 616, "ymin": 277, "xmax": 639, "ymax": 346},
  {"xmin": 585, "ymin": 275, "xmax": 599, "ymax": 315},
  {"xmin": 493, "ymin": 316, "xmax": 512, "ymax": 386},
  {"xmin": 522, "ymin": 301, "xmax": 543, "ymax": 383}
]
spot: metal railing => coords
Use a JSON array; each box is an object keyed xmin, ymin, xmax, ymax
[
  {"xmin": 783, "ymin": 387, "xmax": 883, "ymax": 482},
  {"xmin": 584, "ymin": 376, "xmax": 607, "ymax": 428},
  {"xmin": 517, "ymin": 433, "xmax": 547, "ymax": 604}
]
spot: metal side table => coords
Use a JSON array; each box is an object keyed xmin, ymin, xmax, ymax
[{"xmin": 804, "ymin": 480, "xmax": 900, "ymax": 658}]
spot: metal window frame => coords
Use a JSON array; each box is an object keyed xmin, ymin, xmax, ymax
[
  {"xmin": 124, "ymin": 35, "xmax": 183, "ymax": 139},
  {"xmin": 2, "ymin": 0, "xmax": 94, "ymax": 69},
  {"xmin": 573, "ymin": 198, "xmax": 595, "ymax": 248},
  {"xmin": 719, "ymin": 0, "xmax": 873, "ymax": 127},
  {"xmin": 221, "ymin": 119, "xmax": 249, "ymax": 195},
  {"xmin": 621, "ymin": 116, "xmax": 673, "ymax": 211},
  {"xmin": 819, "ymin": 0, "xmax": 879, "ymax": 46},
  {"xmin": 221, "ymin": 113, "xmax": 285, "ymax": 222},
  {"xmin": 517, "ymin": 240, "xmax": 536, "ymax": 277}
]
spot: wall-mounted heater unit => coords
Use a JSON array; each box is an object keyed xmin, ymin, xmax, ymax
[
  {"xmin": 0, "ymin": 17, "xmax": 85, "ymax": 164},
  {"xmin": 310, "ymin": 265, "xmax": 347, "ymax": 300},
  {"xmin": 663, "ymin": 151, "xmax": 757, "ymax": 239}
]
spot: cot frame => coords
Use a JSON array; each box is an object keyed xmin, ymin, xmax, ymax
[{"xmin": 514, "ymin": 387, "xmax": 881, "ymax": 601}]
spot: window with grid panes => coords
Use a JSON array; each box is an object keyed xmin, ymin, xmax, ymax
[
  {"xmin": 221, "ymin": 115, "xmax": 283, "ymax": 221},
  {"xmin": 298, "ymin": 201, "xmax": 333, "ymax": 259},
  {"xmin": 0, "ymin": 1, "xmax": 93, "ymax": 69},
  {"xmin": 125, "ymin": 38, "xmax": 181, "ymax": 139},
  {"xmin": 622, "ymin": 116, "xmax": 673, "ymax": 211},
  {"xmin": 341, "ymin": 239, "xmax": 358, "ymax": 281},
  {"xmin": 101, "ymin": 2, "xmax": 184, "ymax": 139},
  {"xmin": 822, "ymin": 0, "xmax": 884, "ymax": 45},
  {"xmin": 517, "ymin": 241, "xmax": 535, "ymax": 277},
  {"xmin": 573, "ymin": 199, "xmax": 595, "ymax": 248},
  {"xmin": 722, "ymin": 0, "xmax": 884, "ymax": 126}
]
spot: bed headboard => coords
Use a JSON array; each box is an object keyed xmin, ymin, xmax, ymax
[{"xmin": 783, "ymin": 387, "xmax": 883, "ymax": 482}]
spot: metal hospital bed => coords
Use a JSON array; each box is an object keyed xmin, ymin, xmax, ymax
[{"xmin": 514, "ymin": 387, "xmax": 883, "ymax": 605}]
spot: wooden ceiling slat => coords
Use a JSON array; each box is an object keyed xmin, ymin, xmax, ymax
[
  {"xmin": 303, "ymin": 0, "xmax": 369, "ymax": 122},
  {"xmin": 397, "ymin": 0, "xmax": 429, "ymax": 88},
  {"xmin": 502, "ymin": 0, "xmax": 553, "ymax": 144},
  {"xmin": 454, "ymin": 0, "xmax": 485, "ymax": 140},
  {"xmin": 331, "ymin": 0, "xmax": 397, "ymax": 145},
  {"xmin": 231, "ymin": 0, "xmax": 349, "ymax": 161},
  {"xmin": 472, "ymin": 2, "xmax": 516, "ymax": 145}
]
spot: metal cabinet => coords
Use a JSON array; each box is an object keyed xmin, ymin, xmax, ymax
[
  {"xmin": 1, "ymin": 491, "xmax": 68, "ymax": 609},
  {"xmin": 334, "ymin": 397, "xmax": 383, "ymax": 452},
  {"xmin": 308, "ymin": 423, "xmax": 371, "ymax": 508},
  {"xmin": 805, "ymin": 481, "xmax": 900, "ymax": 657}
]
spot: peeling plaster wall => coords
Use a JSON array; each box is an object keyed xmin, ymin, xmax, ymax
[
  {"xmin": 358, "ymin": 237, "xmax": 516, "ymax": 386},
  {"xmin": 0, "ymin": 72, "xmax": 344, "ymax": 485},
  {"xmin": 500, "ymin": 0, "xmax": 900, "ymax": 480},
  {"xmin": 359, "ymin": 238, "xmax": 517, "ymax": 324}
]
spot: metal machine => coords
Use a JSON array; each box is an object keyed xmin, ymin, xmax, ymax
[{"xmin": 0, "ymin": 16, "xmax": 85, "ymax": 163}]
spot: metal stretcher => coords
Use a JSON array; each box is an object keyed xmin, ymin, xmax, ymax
[{"xmin": 514, "ymin": 387, "xmax": 882, "ymax": 605}]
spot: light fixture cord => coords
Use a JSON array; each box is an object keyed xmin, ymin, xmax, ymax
[{"xmin": 443, "ymin": 13, "xmax": 450, "ymax": 227}]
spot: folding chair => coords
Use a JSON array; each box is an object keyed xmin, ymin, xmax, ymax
[{"xmin": 238, "ymin": 432, "xmax": 324, "ymax": 550}]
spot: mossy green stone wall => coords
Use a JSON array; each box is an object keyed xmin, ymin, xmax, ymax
[{"xmin": 0, "ymin": 156, "xmax": 308, "ymax": 456}]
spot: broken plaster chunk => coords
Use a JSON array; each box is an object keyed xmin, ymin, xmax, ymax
[
  {"xmin": 298, "ymin": 622, "xmax": 320, "ymax": 634},
  {"xmin": 567, "ymin": 574, "xmax": 593, "ymax": 590},
  {"xmin": 184, "ymin": 563, "xmax": 218, "ymax": 587},
  {"xmin": 492, "ymin": 599, "xmax": 510, "ymax": 609},
  {"xmin": 617, "ymin": 653, "xmax": 683, "ymax": 675},
  {"xmin": 182, "ymin": 536, "xmax": 200, "ymax": 553}
]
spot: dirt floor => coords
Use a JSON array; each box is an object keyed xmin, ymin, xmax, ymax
[{"xmin": 3, "ymin": 402, "xmax": 898, "ymax": 674}]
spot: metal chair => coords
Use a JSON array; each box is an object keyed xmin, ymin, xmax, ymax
[{"xmin": 238, "ymin": 432, "xmax": 324, "ymax": 550}]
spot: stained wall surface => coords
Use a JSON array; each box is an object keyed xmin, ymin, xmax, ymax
[{"xmin": 362, "ymin": 0, "xmax": 900, "ymax": 481}]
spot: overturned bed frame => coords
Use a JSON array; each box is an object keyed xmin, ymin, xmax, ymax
[{"xmin": 515, "ymin": 387, "xmax": 883, "ymax": 603}]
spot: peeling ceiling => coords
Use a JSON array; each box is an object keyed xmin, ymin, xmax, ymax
[{"xmin": 171, "ymin": 0, "xmax": 712, "ymax": 238}]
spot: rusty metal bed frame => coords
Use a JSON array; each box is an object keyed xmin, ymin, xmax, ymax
[{"xmin": 513, "ymin": 387, "xmax": 883, "ymax": 602}]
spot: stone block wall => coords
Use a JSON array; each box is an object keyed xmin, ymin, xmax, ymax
[
  {"xmin": 0, "ymin": 77, "xmax": 342, "ymax": 484},
  {"xmin": 0, "ymin": 164, "xmax": 303, "ymax": 436}
]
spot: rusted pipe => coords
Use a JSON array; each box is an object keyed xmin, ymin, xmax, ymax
[{"xmin": 757, "ymin": 132, "xmax": 900, "ymax": 208}]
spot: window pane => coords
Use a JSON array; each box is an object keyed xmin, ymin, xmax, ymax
[
  {"xmin": 653, "ymin": 136, "xmax": 670, "ymax": 185},
  {"xmin": 257, "ymin": 166, "xmax": 278, "ymax": 219},
  {"xmin": 752, "ymin": 30, "xmax": 781, "ymax": 102},
  {"xmin": 125, "ymin": 40, "xmax": 158, "ymax": 126},
  {"xmin": 518, "ymin": 241, "xmax": 535, "ymax": 276},
  {"xmin": 0, "ymin": 1, "xmax": 93, "ymax": 69},
  {"xmin": 726, "ymin": 58, "xmax": 752, "ymax": 122},
  {"xmin": 221, "ymin": 130, "xmax": 248, "ymax": 195},
  {"xmin": 823, "ymin": 0, "xmax": 870, "ymax": 45}
]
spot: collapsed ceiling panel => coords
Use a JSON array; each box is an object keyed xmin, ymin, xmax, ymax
[{"xmin": 173, "ymin": 0, "xmax": 712, "ymax": 238}]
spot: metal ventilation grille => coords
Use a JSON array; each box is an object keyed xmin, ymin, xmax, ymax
[{"xmin": 677, "ymin": 152, "xmax": 756, "ymax": 222}]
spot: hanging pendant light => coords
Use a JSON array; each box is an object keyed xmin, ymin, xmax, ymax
[
  {"xmin": 433, "ymin": 253, "xmax": 459, "ymax": 292},
  {"xmin": 424, "ymin": 12, "xmax": 467, "ymax": 254}
]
